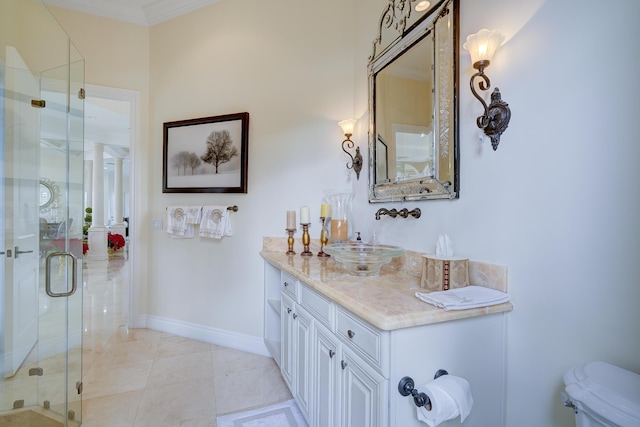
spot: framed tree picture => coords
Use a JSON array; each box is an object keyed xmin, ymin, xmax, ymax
[{"xmin": 162, "ymin": 112, "xmax": 249, "ymax": 193}]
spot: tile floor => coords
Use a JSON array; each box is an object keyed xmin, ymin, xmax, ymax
[{"xmin": 80, "ymin": 256, "xmax": 292, "ymax": 426}]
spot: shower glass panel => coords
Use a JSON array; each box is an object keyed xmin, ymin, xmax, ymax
[{"xmin": 1, "ymin": 1, "xmax": 84, "ymax": 425}]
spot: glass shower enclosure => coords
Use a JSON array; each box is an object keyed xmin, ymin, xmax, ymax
[{"xmin": 1, "ymin": 0, "xmax": 85, "ymax": 425}]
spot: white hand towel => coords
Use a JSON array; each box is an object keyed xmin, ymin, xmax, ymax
[
  {"xmin": 416, "ymin": 285, "xmax": 509, "ymax": 311},
  {"xmin": 416, "ymin": 375, "xmax": 474, "ymax": 426},
  {"xmin": 166, "ymin": 206, "xmax": 194, "ymax": 237},
  {"xmin": 199, "ymin": 206, "xmax": 232, "ymax": 239},
  {"xmin": 186, "ymin": 206, "xmax": 203, "ymax": 224}
]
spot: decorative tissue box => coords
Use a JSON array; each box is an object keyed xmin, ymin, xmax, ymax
[{"xmin": 421, "ymin": 255, "xmax": 469, "ymax": 291}]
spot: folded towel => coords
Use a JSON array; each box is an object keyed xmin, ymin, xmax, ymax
[
  {"xmin": 165, "ymin": 206, "xmax": 195, "ymax": 238},
  {"xmin": 199, "ymin": 206, "xmax": 232, "ymax": 239},
  {"xmin": 186, "ymin": 206, "xmax": 203, "ymax": 224},
  {"xmin": 416, "ymin": 285, "xmax": 509, "ymax": 311}
]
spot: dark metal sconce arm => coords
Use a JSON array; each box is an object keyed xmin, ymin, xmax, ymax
[
  {"xmin": 342, "ymin": 135, "xmax": 363, "ymax": 180},
  {"xmin": 469, "ymin": 60, "xmax": 511, "ymax": 151}
]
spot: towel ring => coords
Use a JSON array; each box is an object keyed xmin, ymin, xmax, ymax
[{"xmin": 398, "ymin": 369, "xmax": 448, "ymax": 409}]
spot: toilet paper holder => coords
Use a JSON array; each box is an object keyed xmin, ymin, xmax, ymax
[{"xmin": 398, "ymin": 369, "xmax": 449, "ymax": 410}]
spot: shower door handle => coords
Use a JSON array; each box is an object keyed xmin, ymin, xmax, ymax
[
  {"xmin": 45, "ymin": 252, "xmax": 78, "ymax": 297},
  {"xmin": 14, "ymin": 246, "xmax": 34, "ymax": 258}
]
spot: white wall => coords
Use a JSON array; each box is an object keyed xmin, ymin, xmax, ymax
[
  {"xmin": 355, "ymin": 0, "xmax": 640, "ymax": 425},
  {"xmin": 147, "ymin": 0, "xmax": 357, "ymax": 336},
  {"xmin": 52, "ymin": 0, "xmax": 640, "ymax": 425}
]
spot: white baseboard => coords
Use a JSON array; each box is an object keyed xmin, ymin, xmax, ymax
[{"xmin": 137, "ymin": 314, "xmax": 270, "ymax": 357}]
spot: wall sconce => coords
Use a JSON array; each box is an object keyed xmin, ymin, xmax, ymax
[
  {"xmin": 463, "ymin": 29, "xmax": 511, "ymax": 151},
  {"xmin": 338, "ymin": 119, "xmax": 362, "ymax": 180}
]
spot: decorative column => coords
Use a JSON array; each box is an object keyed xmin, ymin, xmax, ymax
[
  {"xmin": 86, "ymin": 143, "xmax": 108, "ymax": 261},
  {"xmin": 109, "ymin": 157, "xmax": 126, "ymax": 255},
  {"xmin": 84, "ymin": 159, "xmax": 93, "ymax": 210}
]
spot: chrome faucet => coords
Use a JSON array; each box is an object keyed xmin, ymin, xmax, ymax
[{"xmin": 375, "ymin": 208, "xmax": 421, "ymax": 220}]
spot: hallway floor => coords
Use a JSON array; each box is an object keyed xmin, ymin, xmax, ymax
[{"xmin": 81, "ymin": 256, "xmax": 291, "ymax": 426}]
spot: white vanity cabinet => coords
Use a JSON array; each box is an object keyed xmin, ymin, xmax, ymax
[
  {"xmin": 262, "ymin": 256, "xmax": 510, "ymax": 427},
  {"xmin": 280, "ymin": 274, "xmax": 313, "ymax": 422},
  {"xmin": 312, "ymin": 317, "xmax": 388, "ymax": 427}
]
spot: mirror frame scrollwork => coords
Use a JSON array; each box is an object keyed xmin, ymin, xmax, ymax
[
  {"xmin": 368, "ymin": 0, "xmax": 459, "ymax": 202},
  {"xmin": 39, "ymin": 178, "xmax": 59, "ymax": 213}
]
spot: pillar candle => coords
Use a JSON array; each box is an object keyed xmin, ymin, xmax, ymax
[
  {"xmin": 320, "ymin": 203, "xmax": 331, "ymax": 218},
  {"xmin": 286, "ymin": 210, "xmax": 296, "ymax": 229},
  {"xmin": 300, "ymin": 206, "xmax": 310, "ymax": 224}
]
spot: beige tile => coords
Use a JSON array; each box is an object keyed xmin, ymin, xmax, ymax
[
  {"xmin": 108, "ymin": 326, "xmax": 162, "ymax": 345},
  {"xmin": 155, "ymin": 335, "xmax": 214, "ymax": 359},
  {"xmin": 134, "ymin": 377, "xmax": 216, "ymax": 427},
  {"xmin": 82, "ymin": 359, "xmax": 152, "ymax": 400},
  {"xmin": 81, "ymin": 389, "xmax": 143, "ymax": 427},
  {"xmin": 214, "ymin": 363, "xmax": 291, "ymax": 415},
  {"xmin": 212, "ymin": 346, "xmax": 277, "ymax": 376},
  {"xmin": 71, "ymin": 258, "xmax": 291, "ymax": 425},
  {"xmin": 146, "ymin": 350, "xmax": 213, "ymax": 387},
  {"xmin": 94, "ymin": 340, "xmax": 159, "ymax": 368}
]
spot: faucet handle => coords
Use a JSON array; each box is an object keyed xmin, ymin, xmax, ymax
[{"xmin": 355, "ymin": 232, "xmax": 362, "ymax": 241}]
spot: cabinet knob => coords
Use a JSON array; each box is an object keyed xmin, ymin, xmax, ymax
[
  {"xmin": 292, "ymin": 313, "xmax": 298, "ymax": 319},
  {"xmin": 347, "ymin": 329, "xmax": 356, "ymax": 339},
  {"xmin": 329, "ymin": 350, "xmax": 335, "ymax": 358},
  {"xmin": 341, "ymin": 360, "xmax": 348, "ymax": 370}
]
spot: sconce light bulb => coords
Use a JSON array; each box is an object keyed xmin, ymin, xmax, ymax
[{"xmin": 415, "ymin": 1, "xmax": 430, "ymax": 12}]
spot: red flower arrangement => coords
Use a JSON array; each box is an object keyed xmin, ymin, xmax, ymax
[
  {"xmin": 107, "ymin": 233, "xmax": 126, "ymax": 251},
  {"xmin": 52, "ymin": 238, "xmax": 89, "ymax": 257}
]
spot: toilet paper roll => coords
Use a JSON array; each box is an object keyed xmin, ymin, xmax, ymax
[{"xmin": 416, "ymin": 375, "xmax": 474, "ymax": 427}]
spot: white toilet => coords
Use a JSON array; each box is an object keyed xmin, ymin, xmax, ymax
[{"xmin": 562, "ymin": 361, "xmax": 640, "ymax": 427}]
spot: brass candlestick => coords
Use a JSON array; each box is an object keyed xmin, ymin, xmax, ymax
[
  {"xmin": 286, "ymin": 228, "xmax": 296, "ymax": 255},
  {"xmin": 300, "ymin": 223, "xmax": 313, "ymax": 257},
  {"xmin": 318, "ymin": 217, "xmax": 330, "ymax": 257}
]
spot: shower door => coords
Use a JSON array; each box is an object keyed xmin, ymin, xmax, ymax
[{"xmin": 1, "ymin": 1, "xmax": 85, "ymax": 425}]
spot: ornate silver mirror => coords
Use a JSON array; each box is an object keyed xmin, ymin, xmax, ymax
[
  {"xmin": 368, "ymin": 0, "xmax": 459, "ymax": 202},
  {"xmin": 39, "ymin": 178, "xmax": 59, "ymax": 212}
]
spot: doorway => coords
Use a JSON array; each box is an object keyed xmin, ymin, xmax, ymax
[{"xmin": 83, "ymin": 84, "xmax": 138, "ymax": 329}]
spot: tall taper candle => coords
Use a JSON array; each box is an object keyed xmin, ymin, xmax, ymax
[
  {"xmin": 286, "ymin": 210, "xmax": 296, "ymax": 229},
  {"xmin": 300, "ymin": 206, "xmax": 311, "ymax": 224}
]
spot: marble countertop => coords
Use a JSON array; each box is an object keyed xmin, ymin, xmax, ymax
[{"xmin": 261, "ymin": 248, "xmax": 513, "ymax": 331}]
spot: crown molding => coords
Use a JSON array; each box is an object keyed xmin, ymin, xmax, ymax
[{"xmin": 43, "ymin": 0, "xmax": 221, "ymax": 26}]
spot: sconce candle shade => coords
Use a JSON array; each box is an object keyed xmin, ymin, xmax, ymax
[
  {"xmin": 339, "ymin": 119, "xmax": 357, "ymax": 137},
  {"xmin": 463, "ymin": 29, "xmax": 505, "ymax": 67},
  {"xmin": 338, "ymin": 119, "xmax": 362, "ymax": 180}
]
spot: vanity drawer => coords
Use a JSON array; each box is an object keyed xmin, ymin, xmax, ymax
[
  {"xmin": 281, "ymin": 272, "xmax": 298, "ymax": 299},
  {"xmin": 299, "ymin": 284, "xmax": 334, "ymax": 331},
  {"xmin": 336, "ymin": 308, "xmax": 387, "ymax": 372}
]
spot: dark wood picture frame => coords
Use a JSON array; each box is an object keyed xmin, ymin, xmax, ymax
[{"xmin": 162, "ymin": 112, "xmax": 249, "ymax": 193}]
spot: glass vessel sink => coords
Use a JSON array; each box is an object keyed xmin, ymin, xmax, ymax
[{"xmin": 323, "ymin": 242, "xmax": 405, "ymax": 276}]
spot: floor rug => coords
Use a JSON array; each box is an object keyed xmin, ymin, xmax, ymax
[{"xmin": 216, "ymin": 399, "xmax": 308, "ymax": 427}]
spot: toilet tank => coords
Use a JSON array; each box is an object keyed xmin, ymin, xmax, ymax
[{"xmin": 562, "ymin": 361, "xmax": 640, "ymax": 427}]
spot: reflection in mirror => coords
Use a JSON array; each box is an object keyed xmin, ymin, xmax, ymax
[
  {"xmin": 39, "ymin": 178, "xmax": 59, "ymax": 218},
  {"xmin": 368, "ymin": 0, "xmax": 459, "ymax": 202}
]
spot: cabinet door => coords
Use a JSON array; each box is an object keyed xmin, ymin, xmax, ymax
[
  {"xmin": 280, "ymin": 293, "xmax": 295, "ymax": 389},
  {"xmin": 313, "ymin": 323, "xmax": 340, "ymax": 427},
  {"xmin": 340, "ymin": 347, "xmax": 388, "ymax": 427},
  {"xmin": 293, "ymin": 304, "xmax": 313, "ymax": 422}
]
